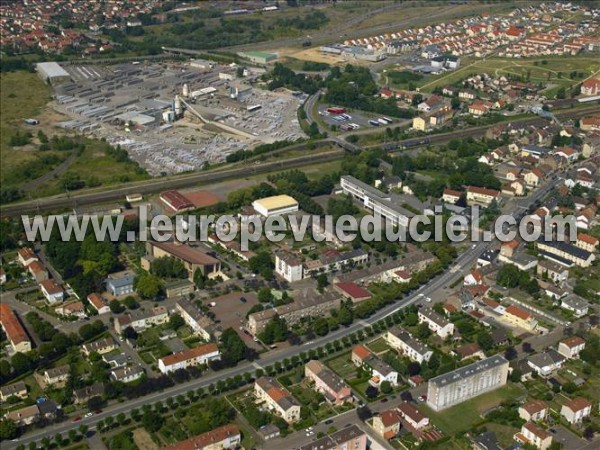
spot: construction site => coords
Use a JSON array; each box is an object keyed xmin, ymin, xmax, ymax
[{"xmin": 47, "ymin": 60, "xmax": 306, "ymax": 176}]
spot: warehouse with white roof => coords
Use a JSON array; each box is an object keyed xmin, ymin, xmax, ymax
[
  {"xmin": 36, "ymin": 62, "xmax": 71, "ymax": 85},
  {"xmin": 252, "ymin": 195, "xmax": 299, "ymax": 217}
]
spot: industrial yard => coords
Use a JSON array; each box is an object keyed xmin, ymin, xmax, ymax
[{"xmin": 45, "ymin": 60, "xmax": 306, "ymax": 176}]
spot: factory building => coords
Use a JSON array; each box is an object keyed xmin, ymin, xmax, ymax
[
  {"xmin": 427, "ymin": 355, "xmax": 509, "ymax": 411},
  {"xmin": 238, "ymin": 51, "xmax": 278, "ymax": 64},
  {"xmin": 36, "ymin": 62, "xmax": 71, "ymax": 85},
  {"xmin": 252, "ymin": 195, "xmax": 299, "ymax": 217}
]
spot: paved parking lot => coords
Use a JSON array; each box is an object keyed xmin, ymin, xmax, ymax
[
  {"xmin": 317, "ymin": 105, "xmax": 394, "ymax": 131},
  {"xmin": 202, "ymin": 291, "xmax": 262, "ymax": 350}
]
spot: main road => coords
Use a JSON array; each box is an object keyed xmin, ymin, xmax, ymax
[{"xmin": 4, "ymin": 171, "xmax": 560, "ymax": 449}]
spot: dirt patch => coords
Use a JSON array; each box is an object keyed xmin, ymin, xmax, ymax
[
  {"xmin": 183, "ymin": 190, "xmax": 220, "ymax": 208},
  {"xmin": 132, "ymin": 428, "xmax": 159, "ymax": 450}
]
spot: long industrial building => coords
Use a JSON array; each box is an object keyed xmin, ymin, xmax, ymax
[
  {"xmin": 426, "ymin": 354, "xmax": 509, "ymax": 411},
  {"xmin": 36, "ymin": 62, "xmax": 71, "ymax": 85},
  {"xmin": 340, "ymin": 175, "xmax": 414, "ymax": 228}
]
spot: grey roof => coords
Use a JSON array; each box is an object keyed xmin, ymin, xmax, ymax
[
  {"xmin": 473, "ymin": 431, "xmax": 502, "ymax": 450},
  {"xmin": 538, "ymin": 240, "xmax": 592, "ymax": 261},
  {"xmin": 365, "ymin": 354, "xmax": 396, "ymax": 377},
  {"xmin": 527, "ymin": 349, "xmax": 566, "ymax": 369},
  {"xmin": 307, "ymin": 360, "xmax": 350, "ymax": 394},
  {"xmin": 45, "ymin": 365, "xmax": 69, "ymax": 379},
  {"xmin": 561, "ymin": 294, "xmax": 589, "ymax": 310},
  {"xmin": 0, "ymin": 381, "xmax": 26, "ymax": 396},
  {"xmin": 419, "ymin": 307, "xmax": 451, "ymax": 328},
  {"xmin": 299, "ymin": 424, "xmax": 364, "ymax": 450},
  {"xmin": 341, "ymin": 175, "xmax": 416, "ymax": 218},
  {"xmin": 74, "ymin": 383, "xmax": 105, "ymax": 400},
  {"xmin": 256, "ymin": 376, "xmax": 300, "ymax": 411},
  {"xmin": 429, "ymin": 355, "xmax": 508, "ymax": 388},
  {"xmin": 106, "ymin": 272, "xmax": 135, "ymax": 288},
  {"xmin": 388, "ymin": 326, "xmax": 432, "ymax": 356},
  {"xmin": 36, "ymin": 62, "xmax": 70, "ymax": 78}
]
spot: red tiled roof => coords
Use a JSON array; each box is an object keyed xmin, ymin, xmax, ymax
[
  {"xmin": 159, "ymin": 343, "xmax": 218, "ymax": 367},
  {"xmin": 0, "ymin": 305, "xmax": 30, "ymax": 345},
  {"xmin": 162, "ymin": 424, "xmax": 240, "ymax": 450},
  {"xmin": 379, "ymin": 409, "xmax": 402, "ymax": 428},
  {"xmin": 40, "ymin": 279, "xmax": 63, "ymax": 295},
  {"xmin": 564, "ymin": 397, "xmax": 591, "ymax": 413},
  {"xmin": 159, "ymin": 190, "xmax": 194, "ymax": 211},
  {"xmin": 352, "ymin": 345, "xmax": 372, "ymax": 360},
  {"xmin": 521, "ymin": 400, "xmax": 548, "ymax": 415},
  {"xmin": 578, "ymin": 233, "xmax": 598, "ymax": 245},
  {"xmin": 506, "ymin": 304, "xmax": 533, "ymax": 321},
  {"xmin": 87, "ymin": 293, "xmax": 107, "ymax": 310},
  {"xmin": 467, "ymin": 186, "xmax": 500, "ymax": 197},
  {"xmin": 560, "ymin": 336, "xmax": 585, "ymax": 348},
  {"xmin": 335, "ymin": 282, "xmax": 371, "ymax": 299}
]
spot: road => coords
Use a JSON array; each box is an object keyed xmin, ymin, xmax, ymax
[
  {"xmin": 4, "ymin": 170, "xmax": 556, "ymax": 449},
  {"xmin": 3, "ymin": 104, "xmax": 599, "ymax": 218}
]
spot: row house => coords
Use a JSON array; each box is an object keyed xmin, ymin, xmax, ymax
[
  {"xmin": 81, "ymin": 337, "xmax": 118, "ymax": 357},
  {"xmin": 114, "ymin": 306, "xmax": 169, "ymax": 334},
  {"xmin": 418, "ymin": 307, "xmax": 454, "ymax": 339},
  {"xmin": 386, "ymin": 326, "xmax": 433, "ymax": 363},
  {"xmin": 254, "ymin": 376, "xmax": 301, "ymax": 423},
  {"xmin": 158, "ymin": 343, "xmax": 221, "ymax": 374},
  {"xmin": 305, "ymin": 360, "xmax": 353, "ymax": 405},
  {"xmin": 352, "ymin": 345, "xmax": 398, "ymax": 387}
]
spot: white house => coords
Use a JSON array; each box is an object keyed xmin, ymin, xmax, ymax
[
  {"xmin": 158, "ymin": 343, "xmax": 221, "ymax": 374},
  {"xmin": 386, "ymin": 327, "xmax": 433, "ymax": 364},
  {"xmin": 39, "ymin": 279, "xmax": 65, "ymax": 304},
  {"xmin": 275, "ymin": 251, "xmax": 304, "ymax": 283},
  {"xmin": 560, "ymin": 397, "xmax": 592, "ymax": 425},
  {"xmin": 418, "ymin": 307, "xmax": 454, "ymax": 339},
  {"xmin": 557, "ymin": 336, "xmax": 585, "ymax": 359}
]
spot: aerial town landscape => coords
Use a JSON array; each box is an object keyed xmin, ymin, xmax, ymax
[{"xmin": 0, "ymin": 1, "xmax": 600, "ymax": 450}]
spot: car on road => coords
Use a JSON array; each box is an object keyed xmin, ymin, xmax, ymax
[
  {"xmin": 324, "ymin": 419, "xmax": 333, "ymax": 425},
  {"xmin": 380, "ymin": 398, "xmax": 388, "ymax": 403},
  {"xmin": 84, "ymin": 412, "xmax": 93, "ymax": 418},
  {"xmin": 72, "ymin": 416, "xmax": 82, "ymax": 422}
]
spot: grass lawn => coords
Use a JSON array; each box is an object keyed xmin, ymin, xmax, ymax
[
  {"xmin": 26, "ymin": 138, "xmax": 150, "ymax": 199},
  {"xmin": 325, "ymin": 352, "xmax": 356, "ymax": 379},
  {"xmin": 414, "ymin": 55, "xmax": 599, "ymax": 93},
  {"xmin": 0, "ymin": 71, "xmax": 51, "ymax": 182},
  {"xmin": 366, "ymin": 336, "xmax": 390, "ymax": 354},
  {"xmin": 419, "ymin": 383, "xmax": 526, "ymax": 435},
  {"xmin": 485, "ymin": 423, "xmax": 521, "ymax": 448}
]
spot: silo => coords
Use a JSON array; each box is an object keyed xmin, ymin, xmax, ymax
[
  {"xmin": 174, "ymin": 95, "xmax": 182, "ymax": 115},
  {"xmin": 182, "ymin": 83, "xmax": 190, "ymax": 98}
]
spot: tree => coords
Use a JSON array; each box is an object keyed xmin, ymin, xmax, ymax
[
  {"xmin": 123, "ymin": 296, "xmax": 139, "ymax": 310},
  {"xmin": 168, "ymin": 313, "xmax": 185, "ymax": 330},
  {"xmin": 505, "ymin": 346, "xmax": 517, "ymax": 360},
  {"xmin": 78, "ymin": 424, "xmax": 89, "ymax": 437},
  {"xmin": 257, "ymin": 287, "xmax": 274, "ymax": 303},
  {"xmin": 10, "ymin": 352, "xmax": 33, "ymax": 375},
  {"xmin": 316, "ymin": 273, "xmax": 329, "ymax": 291},
  {"xmin": 416, "ymin": 322, "xmax": 432, "ymax": 339},
  {"xmin": 259, "ymin": 315, "xmax": 289, "ymax": 344},
  {"xmin": 109, "ymin": 299, "xmax": 125, "ymax": 314},
  {"xmin": 365, "ymin": 385, "xmax": 378, "ymax": 399},
  {"xmin": 380, "ymin": 380, "xmax": 392, "ymax": 394},
  {"xmin": 0, "ymin": 419, "xmax": 18, "ymax": 440},
  {"xmin": 583, "ymin": 426, "xmax": 594, "ymax": 440},
  {"xmin": 134, "ymin": 273, "xmax": 162, "ymax": 299},
  {"xmin": 313, "ymin": 317, "xmax": 329, "ymax": 336},
  {"xmin": 142, "ymin": 410, "xmax": 164, "ymax": 433},
  {"xmin": 477, "ymin": 331, "xmax": 495, "ymax": 351},
  {"xmin": 220, "ymin": 328, "xmax": 250, "ymax": 366}
]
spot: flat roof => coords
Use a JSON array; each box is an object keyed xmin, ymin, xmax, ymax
[
  {"xmin": 253, "ymin": 195, "xmax": 298, "ymax": 210},
  {"xmin": 240, "ymin": 51, "xmax": 277, "ymax": 58},
  {"xmin": 36, "ymin": 62, "xmax": 70, "ymax": 78},
  {"xmin": 429, "ymin": 354, "xmax": 508, "ymax": 387}
]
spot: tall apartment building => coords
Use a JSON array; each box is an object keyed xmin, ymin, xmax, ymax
[
  {"xmin": 427, "ymin": 355, "xmax": 509, "ymax": 411},
  {"xmin": 340, "ymin": 175, "xmax": 414, "ymax": 228}
]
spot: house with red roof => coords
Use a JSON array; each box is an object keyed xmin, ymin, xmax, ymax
[
  {"xmin": 558, "ymin": 336, "xmax": 585, "ymax": 359},
  {"xmin": 334, "ymin": 282, "xmax": 372, "ymax": 303},
  {"xmin": 560, "ymin": 397, "xmax": 592, "ymax": 424},
  {"xmin": 581, "ymin": 78, "xmax": 600, "ymax": 96},
  {"xmin": 372, "ymin": 409, "xmax": 402, "ymax": 440}
]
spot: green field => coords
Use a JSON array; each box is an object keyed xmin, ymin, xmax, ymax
[
  {"xmin": 0, "ymin": 71, "xmax": 51, "ymax": 183},
  {"xmin": 412, "ymin": 56, "xmax": 600, "ymax": 94},
  {"xmin": 420, "ymin": 383, "xmax": 526, "ymax": 436}
]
